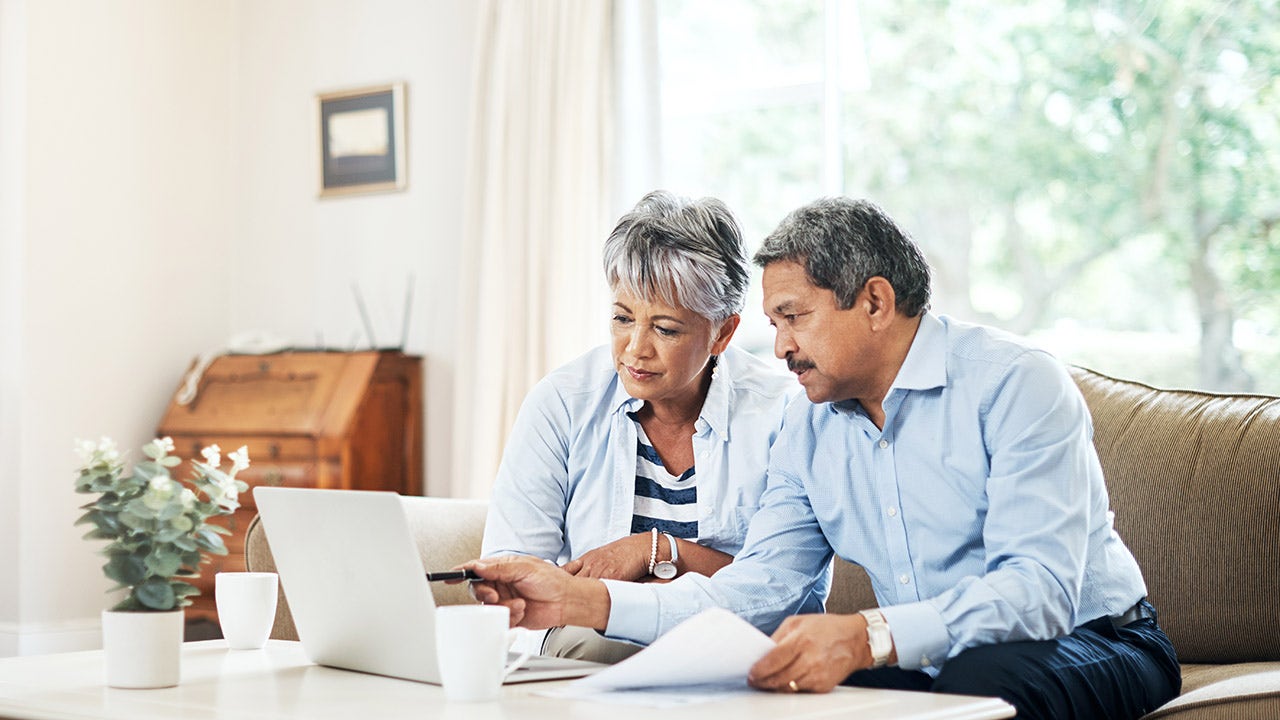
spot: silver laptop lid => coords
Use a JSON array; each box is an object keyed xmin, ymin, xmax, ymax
[{"xmin": 253, "ymin": 487, "xmax": 442, "ymax": 683}]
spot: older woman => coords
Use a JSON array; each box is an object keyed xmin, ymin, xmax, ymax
[{"xmin": 481, "ymin": 191, "xmax": 826, "ymax": 663}]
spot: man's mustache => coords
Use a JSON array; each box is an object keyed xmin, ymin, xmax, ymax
[{"xmin": 787, "ymin": 357, "xmax": 815, "ymax": 374}]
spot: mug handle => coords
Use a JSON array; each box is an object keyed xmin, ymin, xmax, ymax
[{"xmin": 501, "ymin": 628, "xmax": 535, "ymax": 678}]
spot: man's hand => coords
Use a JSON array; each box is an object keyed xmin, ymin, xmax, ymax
[
  {"xmin": 748, "ymin": 613, "xmax": 876, "ymax": 693},
  {"xmin": 560, "ymin": 532, "xmax": 651, "ymax": 580},
  {"xmin": 462, "ymin": 555, "xmax": 612, "ymax": 631}
]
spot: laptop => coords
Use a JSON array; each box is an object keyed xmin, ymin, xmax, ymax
[{"xmin": 252, "ymin": 486, "xmax": 605, "ymax": 684}]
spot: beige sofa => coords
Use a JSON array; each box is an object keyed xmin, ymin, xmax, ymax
[{"xmin": 245, "ymin": 366, "xmax": 1280, "ymax": 718}]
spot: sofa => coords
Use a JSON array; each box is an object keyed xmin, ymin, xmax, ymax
[{"xmin": 244, "ymin": 365, "xmax": 1279, "ymax": 719}]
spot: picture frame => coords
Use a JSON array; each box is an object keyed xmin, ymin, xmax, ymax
[{"xmin": 317, "ymin": 83, "xmax": 407, "ymax": 197}]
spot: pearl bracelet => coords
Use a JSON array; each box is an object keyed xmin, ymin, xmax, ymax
[{"xmin": 648, "ymin": 527, "xmax": 659, "ymax": 575}]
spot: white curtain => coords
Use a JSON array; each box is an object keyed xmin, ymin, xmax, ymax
[{"xmin": 452, "ymin": 0, "xmax": 617, "ymax": 499}]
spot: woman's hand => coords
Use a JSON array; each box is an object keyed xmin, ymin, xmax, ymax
[{"xmin": 561, "ymin": 532, "xmax": 652, "ymax": 580}]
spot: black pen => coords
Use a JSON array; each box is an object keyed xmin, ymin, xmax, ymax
[{"xmin": 425, "ymin": 569, "xmax": 479, "ymax": 581}]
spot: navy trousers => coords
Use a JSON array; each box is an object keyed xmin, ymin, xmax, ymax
[{"xmin": 843, "ymin": 601, "xmax": 1181, "ymax": 720}]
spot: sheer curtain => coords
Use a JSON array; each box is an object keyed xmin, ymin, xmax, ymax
[{"xmin": 452, "ymin": 0, "xmax": 619, "ymax": 498}]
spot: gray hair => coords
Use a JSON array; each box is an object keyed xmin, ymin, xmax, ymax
[
  {"xmin": 753, "ymin": 197, "xmax": 932, "ymax": 316},
  {"xmin": 603, "ymin": 190, "xmax": 749, "ymax": 323}
]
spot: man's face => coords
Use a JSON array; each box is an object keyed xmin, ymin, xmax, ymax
[{"xmin": 762, "ymin": 260, "xmax": 870, "ymax": 404}]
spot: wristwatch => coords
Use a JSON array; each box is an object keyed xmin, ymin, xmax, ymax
[
  {"xmin": 858, "ymin": 609, "xmax": 892, "ymax": 668},
  {"xmin": 653, "ymin": 533, "xmax": 679, "ymax": 579}
]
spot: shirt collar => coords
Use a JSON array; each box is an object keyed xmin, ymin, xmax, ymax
[
  {"xmin": 891, "ymin": 311, "xmax": 947, "ymax": 393},
  {"xmin": 608, "ymin": 355, "xmax": 731, "ymax": 441}
]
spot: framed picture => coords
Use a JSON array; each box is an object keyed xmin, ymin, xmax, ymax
[{"xmin": 317, "ymin": 83, "xmax": 407, "ymax": 197}]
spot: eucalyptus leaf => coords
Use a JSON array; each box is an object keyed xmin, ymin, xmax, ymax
[
  {"xmin": 172, "ymin": 581, "xmax": 200, "ymax": 598},
  {"xmin": 144, "ymin": 548, "xmax": 182, "ymax": 579},
  {"xmin": 104, "ymin": 554, "xmax": 147, "ymax": 586},
  {"xmin": 135, "ymin": 579, "xmax": 177, "ymax": 610}
]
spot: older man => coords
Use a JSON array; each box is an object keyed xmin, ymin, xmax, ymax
[{"xmin": 467, "ymin": 198, "xmax": 1181, "ymax": 720}]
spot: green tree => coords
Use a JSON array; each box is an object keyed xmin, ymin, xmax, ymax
[{"xmin": 848, "ymin": 0, "xmax": 1280, "ymax": 390}]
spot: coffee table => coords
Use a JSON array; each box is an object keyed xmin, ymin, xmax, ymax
[{"xmin": 0, "ymin": 640, "xmax": 1014, "ymax": 719}]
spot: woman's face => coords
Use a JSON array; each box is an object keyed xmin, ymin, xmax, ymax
[{"xmin": 610, "ymin": 289, "xmax": 738, "ymax": 407}]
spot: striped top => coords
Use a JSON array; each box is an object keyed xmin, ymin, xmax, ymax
[{"xmin": 628, "ymin": 416, "xmax": 699, "ymax": 539}]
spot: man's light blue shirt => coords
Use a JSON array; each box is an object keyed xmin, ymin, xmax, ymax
[
  {"xmin": 604, "ymin": 313, "xmax": 1147, "ymax": 672},
  {"xmin": 482, "ymin": 344, "xmax": 826, "ymax": 615}
]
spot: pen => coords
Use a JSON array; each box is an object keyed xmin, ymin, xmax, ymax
[{"xmin": 425, "ymin": 569, "xmax": 479, "ymax": 581}]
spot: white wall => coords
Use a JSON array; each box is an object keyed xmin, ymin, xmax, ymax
[
  {"xmin": 230, "ymin": 0, "xmax": 478, "ymax": 498},
  {"xmin": 4, "ymin": 0, "xmax": 237, "ymax": 655},
  {"xmin": 0, "ymin": 0, "xmax": 28, "ymax": 659},
  {"xmin": 0, "ymin": 0, "xmax": 479, "ymax": 655}
]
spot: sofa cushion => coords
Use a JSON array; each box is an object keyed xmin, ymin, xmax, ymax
[
  {"xmin": 1145, "ymin": 663, "xmax": 1280, "ymax": 719},
  {"xmin": 244, "ymin": 494, "xmax": 488, "ymax": 641},
  {"xmin": 1069, "ymin": 367, "xmax": 1280, "ymax": 664}
]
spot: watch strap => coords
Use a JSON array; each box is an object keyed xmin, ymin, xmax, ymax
[
  {"xmin": 858, "ymin": 609, "xmax": 892, "ymax": 668},
  {"xmin": 662, "ymin": 532, "xmax": 679, "ymax": 564}
]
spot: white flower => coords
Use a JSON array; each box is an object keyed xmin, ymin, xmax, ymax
[
  {"xmin": 210, "ymin": 474, "xmax": 240, "ymax": 511},
  {"xmin": 228, "ymin": 446, "xmax": 250, "ymax": 474},
  {"xmin": 74, "ymin": 438, "xmax": 98, "ymax": 463},
  {"xmin": 200, "ymin": 444, "xmax": 221, "ymax": 468},
  {"xmin": 143, "ymin": 475, "xmax": 178, "ymax": 510},
  {"xmin": 76, "ymin": 437, "xmax": 122, "ymax": 468},
  {"xmin": 179, "ymin": 488, "xmax": 196, "ymax": 510},
  {"xmin": 144, "ymin": 436, "xmax": 174, "ymax": 460},
  {"xmin": 97, "ymin": 437, "xmax": 120, "ymax": 462}
]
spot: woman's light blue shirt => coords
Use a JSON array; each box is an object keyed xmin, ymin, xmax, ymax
[{"xmin": 481, "ymin": 345, "xmax": 826, "ymax": 613}]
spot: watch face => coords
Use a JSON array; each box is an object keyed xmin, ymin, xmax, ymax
[{"xmin": 654, "ymin": 562, "xmax": 677, "ymax": 580}]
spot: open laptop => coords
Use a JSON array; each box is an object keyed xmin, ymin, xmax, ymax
[{"xmin": 253, "ymin": 486, "xmax": 605, "ymax": 684}]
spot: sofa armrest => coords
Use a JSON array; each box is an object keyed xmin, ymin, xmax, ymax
[{"xmin": 244, "ymin": 495, "xmax": 489, "ymax": 641}]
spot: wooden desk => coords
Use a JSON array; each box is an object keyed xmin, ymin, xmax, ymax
[
  {"xmin": 0, "ymin": 641, "xmax": 1014, "ymax": 720},
  {"xmin": 157, "ymin": 351, "xmax": 423, "ymax": 624}
]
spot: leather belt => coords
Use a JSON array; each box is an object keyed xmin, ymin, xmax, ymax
[{"xmin": 1111, "ymin": 599, "xmax": 1155, "ymax": 628}]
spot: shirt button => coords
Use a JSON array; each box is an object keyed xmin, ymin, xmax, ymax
[
  {"xmin": 899, "ymin": 574, "xmax": 910, "ymax": 585},
  {"xmin": 878, "ymin": 439, "xmax": 889, "ymax": 449},
  {"xmin": 887, "ymin": 507, "xmax": 898, "ymax": 517},
  {"xmin": 920, "ymin": 656, "xmax": 931, "ymax": 667}
]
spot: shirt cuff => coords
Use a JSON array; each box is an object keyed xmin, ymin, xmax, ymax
[
  {"xmin": 600, "ymin": 579, "xmax": 660, "ymax": 645},
  {"xmin": 878, "ymin": 601, "xmax": 950, "ymax": 671}
]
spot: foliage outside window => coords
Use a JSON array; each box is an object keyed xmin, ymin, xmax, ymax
[{"xmin": 657, "ymin": 0, "xmax": 1279, "ymax": 393}]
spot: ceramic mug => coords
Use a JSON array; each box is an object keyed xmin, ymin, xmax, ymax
[
  {"xmin": 434, "ymin": 605, "xmax": 533, "ymax": 702},
  {"xmin": 215, "ymin": 572, "xmax": 279, "ymax": 650}
]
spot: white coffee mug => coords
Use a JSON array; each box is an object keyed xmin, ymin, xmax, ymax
[
  {"xmin": 434, "ymin": 605, "xmax": 533, "ymax": 702},
  {"xmin": 215, "ymin": 572, "xmax": 278, "ymax": 650}
]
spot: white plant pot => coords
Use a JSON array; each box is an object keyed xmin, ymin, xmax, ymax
[{"xmin": 101, "ymin": 609, "xmax": 184, "ymax": 689}]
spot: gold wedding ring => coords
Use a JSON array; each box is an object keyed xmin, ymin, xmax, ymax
[{"xmin": 788, "ymin": 680, "xmax": 800, "ymax": 693}]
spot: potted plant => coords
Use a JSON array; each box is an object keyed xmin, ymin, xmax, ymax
[{"xmin": 74, "ymin": 436, "xmax": 249, "ymax": 688}]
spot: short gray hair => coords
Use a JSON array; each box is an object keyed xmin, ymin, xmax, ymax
[
  {"xmin": 754, "ymin": 197, "xmax": 932, "ymax": 316},
  {"xmin": 603, "ymin": 190, "xmax": 749, "ymax": 323}
]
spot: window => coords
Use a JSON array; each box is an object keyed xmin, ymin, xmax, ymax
[{"xmin": 656, "ymin": 0, "xmax": 1280, "ymax": 393}]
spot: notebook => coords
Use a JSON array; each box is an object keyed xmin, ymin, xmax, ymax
[{"xmin": 252, "ymin": 486, "xmax": 605, "ymax": 684}]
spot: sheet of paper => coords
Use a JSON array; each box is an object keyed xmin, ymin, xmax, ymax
[{"xmin": 538, "ymin": 606, "xmax": 775, "ymax": 706}]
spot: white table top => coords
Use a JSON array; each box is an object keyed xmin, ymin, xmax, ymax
[{"xmin": 0, "ymin": 640, "xmax": 1014, "ymax": 720}]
